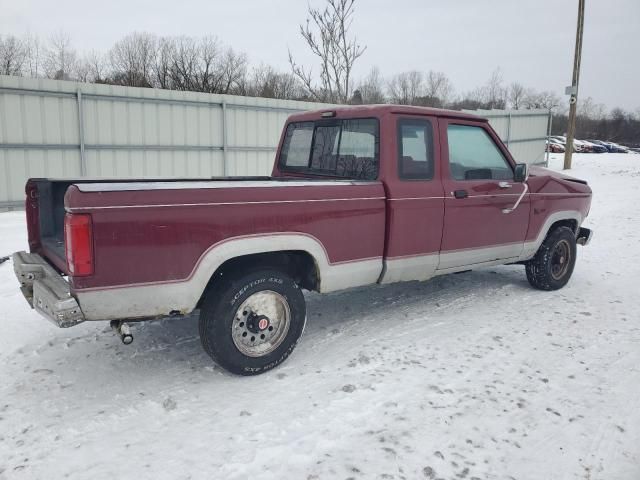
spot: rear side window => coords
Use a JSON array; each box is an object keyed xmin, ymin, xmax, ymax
[
  {"xmin": 281, "ymin": 124, "xmax": 314, "ymax": 167},
  {"xmin": 279, "ymin": 118, "xmax": 379, "ymax": 180},
  {"xmin": 310, "ymin": 125, "xmax": 341, "ymax": 171},
  {"xmin": 398, "ymin": 119, "xmax": 434, "ymax": 180},
  {"xmin": 447, "ymin": 125, "xmax": 513, "ymax": 180}
]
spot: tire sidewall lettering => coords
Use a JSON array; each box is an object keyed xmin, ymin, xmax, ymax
[{"xmin": 230, "ymin": 277, "xmax": 282, "ymax": 305}]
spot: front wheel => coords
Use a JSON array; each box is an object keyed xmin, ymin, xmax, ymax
[
  {"xmin": 199, "ymin": 269, "xmax": 306, "ymax": 375},
  {"xmin": 525, "ymin": 226, "xmax": 577, "ymax": 291}
]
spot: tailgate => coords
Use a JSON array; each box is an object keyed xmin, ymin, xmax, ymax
[{"xmin": 26, "ymin": 179, "xmax": 74, "ymax": 273}]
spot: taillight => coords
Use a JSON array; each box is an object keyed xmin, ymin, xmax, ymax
[{"xmin": 64, "ymin": 213, "xmax": 94, "ymax": 276}]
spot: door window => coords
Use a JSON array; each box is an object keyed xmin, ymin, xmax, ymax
[
  {"xmin": 398, "ymin": 119, "xmax": 434, "ymax": 180},
  {"xmin": 447, "ymin": 125, "xmax": 513, "ymax": 180}
]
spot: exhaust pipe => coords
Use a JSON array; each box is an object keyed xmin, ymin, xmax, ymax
[{"xmin": 110, "ymin": 320, "xmax": 133, "ymax": 345}]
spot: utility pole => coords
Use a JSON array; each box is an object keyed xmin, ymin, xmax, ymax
[{"xmin": 563, "ymin": 0, "xmax": 586, "ymax": 170}]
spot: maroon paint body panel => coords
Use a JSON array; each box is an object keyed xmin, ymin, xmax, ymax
[
  {"xmin": 24, "ymin": 105, "xmax": 591, "ymax": 298},
  {"xmin": 525, "ymin": 166, "xmax": 591, "ymax": 241},
  {"xmin": 64, "ymin": 182, "xmax": 386, "ymax": 290}
]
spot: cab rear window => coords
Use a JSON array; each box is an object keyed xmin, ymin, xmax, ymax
[{"xmin": 279, "ymin": 119, "xmax": 379, "ymax": 180}]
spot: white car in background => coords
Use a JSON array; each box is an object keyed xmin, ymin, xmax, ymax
[
  {"xmin": 573, "ymin": 139, "xmax": 594, "ymax": 153},
  {"xmin": 551, "ymin": 136, "xmax": 584, "ymax": 152}
]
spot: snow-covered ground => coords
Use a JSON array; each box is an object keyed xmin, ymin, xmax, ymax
[{"xmin": 1, "ymin": 153, "xmax": 639, "ymax": 480}]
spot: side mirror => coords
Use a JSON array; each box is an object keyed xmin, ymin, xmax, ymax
[{"xmin": 514, "ymin": 163, "xmax": 529, "ymax": 183}]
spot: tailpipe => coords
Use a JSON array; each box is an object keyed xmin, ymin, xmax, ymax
[{"xmin": 110, "ymin": 320, "xmax": 133, "ymax": 345}]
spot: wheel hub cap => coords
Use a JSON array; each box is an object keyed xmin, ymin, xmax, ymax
[
  {"xmin": 550, "ymin": 239, "xmax": 571, "ymax": 280},
  {"xmin": 246, "ymin": 313, "xmax": 270, "ymax": 333},
  {"xmin": 231, "ymin": 290, "xmax": 291, "ymax": 358}
]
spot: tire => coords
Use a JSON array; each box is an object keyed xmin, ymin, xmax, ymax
[
  {"xmin": 198, "ymin": 269, "xmax": 306, "ymax": 375},
  {"xmin": 525, "ymin": 226, "xmax": 577, "ymax": 291}
]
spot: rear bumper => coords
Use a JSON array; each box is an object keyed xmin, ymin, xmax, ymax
[
  {"xmin": 12, "ymin": 251, "xmax": 85, "ymax": 328},
  {"xmin": 577, "ymin": 227, "xmax": 593, "ymax": 246}
]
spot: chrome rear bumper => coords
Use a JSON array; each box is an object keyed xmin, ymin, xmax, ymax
[
  {"xmin": 12, "ymin": 251, "xmax": 85, "ymax": 328},
  {"xmin": 577, "ymin": 227, "xmax": 593, "ymax": 246}
]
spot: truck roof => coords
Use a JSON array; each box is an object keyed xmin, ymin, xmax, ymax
[{"xmin": 288, "ymin": 104, "xmax": 485, "ymax": 122}]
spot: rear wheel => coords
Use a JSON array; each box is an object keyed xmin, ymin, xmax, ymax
[
  {"xmin": 525, "ymin": 226, "xmax": 577, "ymax": 291},
  {"xmin": 199, "ymin": 269, "xmax": 306, "ymax": 375}
]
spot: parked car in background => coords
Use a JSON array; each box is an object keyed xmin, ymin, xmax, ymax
[
  {"xmin": 551, "ymin": 136, "xmax": 584, "ymax": 153},
  {"xmin": 598, "ymin": 141, "xmax": 629, "ymax": 153},
  {"xmin": 580, "ymin": 140, "xmax": 607, "ymax": 153},
  {"xmin": 587, "ymin": 140, "xmax": 615, "ymax": 152},
  {"xmin": 550, "ymin": 136, "xmax": 571, "ymax": 151},
  {"xmin": 552, "ymin": 137, "xmax": 632, "ymax": 154},
  {"xmin": 546, "ymin": 138, "xmax": 565, "ymax": 153},
  {"xmin": 574, "ymin": 139, "xmax": 594, "ymax": 153},
  {"xmin": 610, "ymin": 142, "xmax": 630, "ymax": 153}
]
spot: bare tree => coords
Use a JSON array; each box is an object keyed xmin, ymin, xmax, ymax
[
  {"xmin": 194, "ymin": 36, "xmax": 219, "ymax": 92},
  {"xmin": 109, "ymin": 32, "xmax": 156, "ymax": 87},
  {"xmin": 74, "ymin": 58, "xmax": 91, "ymax": 83},
  {"xmin": 43, "ymin": 31, "xmax": 78, "ymax": 80},
  {"xmin": 484, "ymin": 67, "xmax": 507, "ymax": 109},
  {"xmin": 454, "ymin": 68, "xmax": 507, "ymax": 110},
  {"xmin": 289, "ymin": 0, "xmax": 366, "ymax": 103},
  {"xmin": 508, "ymin": 82, "xmax": 527, "ymax": 109},
  {"xmin": 577, "ymin": 96, "xmax": 606, "ymax": 119},
  {"xmin": 153, "ymin": 37, "xmax": 175, "ymax": 89},
  {"xmin": 85, "ymin": 50, "xmax": 108, "ymax": 83},
  {"xmin": 169, "ymin": 36, "xmax": 199, "ymax": 91},
  {"xmin": 0, "ymin": 35, "xmax": 27, "ymax": 75},
  {"xmin": 242, "ymin": 64, "xmax": 305, "ymax": 100},
  {"xmin": 206, "ymin": 47, "xmax": 247, "ymax": 94},
  {"xmin": 24, "ymin": 34, "xmax": 42, "ymax": 77},
  {"xmin": 354, "ymin": 66, "xmax": 386, "ymax": 104},
  {"xmin": 424, "ymin": 70, "xmax": 454, "ymax": 107},
  {"xmin": 387, "ymin": 71, "xmax": 423, "ymax": 105},
  {"xmin": 523, "ymin": 90, "xmax": 561, "ymax": 110}
]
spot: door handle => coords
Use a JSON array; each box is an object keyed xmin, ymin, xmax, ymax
[
  {"xmin": 502, "ymin": 183, "xmax": 529, "ymax": 213},
  {"xmin": 453, "ymin": 190, "xmax": 468, "ymax": 199},
  {"xmin": 498, "ymin": 181, "xmax": 512, "ymax": 189}
]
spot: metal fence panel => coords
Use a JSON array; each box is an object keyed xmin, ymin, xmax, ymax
[
  {"xmin": 1, "ymin": 75, "xmax": 549, "ymax": 208},
  {"xmin": 0, "ymin": 75, "xmax": 334, "ymax": 207}
]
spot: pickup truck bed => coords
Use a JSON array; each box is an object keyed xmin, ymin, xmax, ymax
[
  {"xmin": 28, "ymin": 176, "xmax": 321, "ymax": 268},
  {"xmin": 23, "ymin": 176, "xmax": 387, "ymax": 322}
]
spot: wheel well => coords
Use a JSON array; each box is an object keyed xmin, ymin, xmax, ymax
[
  {"xmin": 198, "ymin": 250, "xmax": 319, "ymax": 307},
  {"xmin": 549, "ymin": 219, "xmax": 578, "ymax": 235}
]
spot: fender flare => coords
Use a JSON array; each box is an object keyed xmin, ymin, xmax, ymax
[{"xmin": 519, "ymin": 210, "xmax": 583, "ymax": 261}]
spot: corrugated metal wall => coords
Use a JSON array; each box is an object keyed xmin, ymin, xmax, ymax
[
  {"xmin": 0, "ymin": 75, "xmax": 333, "ymax": 207},
  {"xmin": 0, "ymin": 75, "xmax": 549, "ymax": 208}
]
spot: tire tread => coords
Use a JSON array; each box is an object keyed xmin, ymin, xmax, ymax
[{"xmin": 526, "ymin": 226, "xmax": 577, "ymax": 291}]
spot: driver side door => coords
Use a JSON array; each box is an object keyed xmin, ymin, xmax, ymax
[{"xmin": 438, "ymin": 118, "xmax": 530, "ymax": 271}]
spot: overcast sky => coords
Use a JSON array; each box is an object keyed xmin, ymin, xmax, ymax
[{"xmin": 2, "ymin": 0, "xmax": 638, "ymax": 111}]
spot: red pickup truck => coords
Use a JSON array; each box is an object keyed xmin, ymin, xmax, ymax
[{"xmin": 12, "ymin": 105, "xmax": 593, "ymax": 375}]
